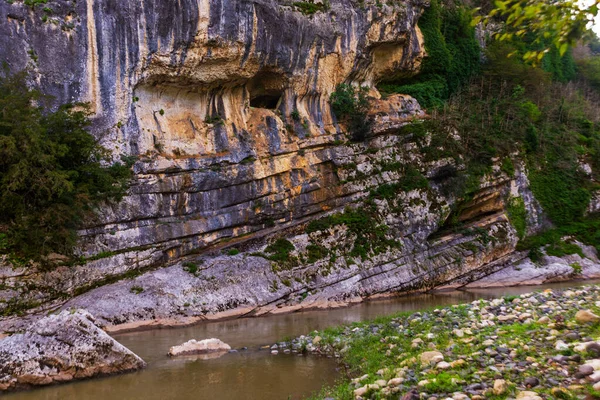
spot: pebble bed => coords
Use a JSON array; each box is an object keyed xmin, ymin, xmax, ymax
[{"xmin": 267, "ymin": 285, "xmax": 600, "ymax": 400}]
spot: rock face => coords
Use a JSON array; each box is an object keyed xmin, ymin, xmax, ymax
[
  {"xmin": 0, "ymin": 0, "xmax": 599, "ymax": 327},
  {"xmin": 168, "ymin": 338, "xmax": 231, "ymax": 357},
  {"xmin": 0, "ymin": 310, "xmax": 146, "ymax": 392},
  {"xmin": 0, "ymin": 0, "xmax": 429, "ymax": 312}
]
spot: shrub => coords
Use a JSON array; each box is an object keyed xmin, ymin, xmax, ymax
[
  {"xmin": 528, "ymin": 166, "xmax": 590, "ymax": 227},
  {"xmin": 501, "ymin": 157, "xmax": 516, "ymax": 177},
  {"xmin": 378, "ymin": 0, "xmax": 480, "ymax": 109},
  {"xmin": 291, "ymin": 109, "xmax": 301, "ymax": 121},
  {"xmin": 305, "ymin": 207, "xmax": 400, "ymax": 260},
  {"xmin": 265, "ymin": 238, "xmax": 295, "ymax": 263},
  {"xmin": 507, "ymin": 197, "xmax": 527, "ymax": 239},
  {"xmin": 0, "ymin": 69, "xmax": 132, "ymax": 261},
  {"xmin": 570, "ymin": 262, "xmax": 583, "ymax": 275},
  {"xmin": 398, "ymin": 165, "xmax": 429, "ymax": 192},
  {"xmin": 183, "ymin": 262, "xmax": 199, "ymax": 274},
  {"xmin": 330, "ymin": 84, "xmax": 372, "ymax": 142},
  {"xmin": 306, "ymin": 243, "xmax": 329, "ymax": 263},
  {"xmin": 293, "ymin": 1, "xmax": 327, "ymax": 15},
  {"xmin": 130, "ymin": 286, "xmax": 144, "ymax": 294}
]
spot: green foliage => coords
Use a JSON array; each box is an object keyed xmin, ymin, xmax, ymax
[
  {"xmin": 545, "ymin": 241, "xmax": 584, "ymax": 258},
  {"xmin": 130, "ymin": 285, "xmax": 144, "ymax": 294},
  {"xmin": 290, "ymin": 109, "xmax": 300, "ymax": 121},
  {"xmin": 501, "ymin": 157, "xmax": 515, "ymax": 177},
  {"xmin": 0, "ymin": 69, "xmax": 132, "ymax": 261},
  {"xmin": 330, "ymin": 84, "xmax": 372, "ymax": 142},
  {"xmin": 265, "ymin": 238, "xmax": 295, "ymax": 263},
  {"xmin": 204, "ymin": 114, "xmax": 224, "ymax": 126},
  {"xmin": 479, "ymin": 0, "xmax": 599, "ymax": 64},
  {"xmin": 306, "ymin": 244, "xmax": 329, "ymax": 263},
  {"xmin": 379, "ymin": 0, "xmax": 480, "ymax": 109},
  {"xmin": 227, "ymin": 248, "xmax": 240, "ymax": 256},
  {"xmin": 306, "ymin": 207, "xmax": 400, "ymax": 260},
  {"xmin": 541, "ymin": 47, "xmax": 577, "ymax": 82},
  {"xmin": 23, "ymin": 0, "xmax": 47, "ymax": 8},
  {"xmin": 516, "ymin": 217, "xmax": 600, "ymax": 260},
  {"xmin": 577, "ymin": 56, "xmax": 600, "ymax": 93},
  {"xmin": 507, "ymin": 197, "xmax": 527, "ymax": 239},
  {"xmin": 85, "ymin": 250, "xmax": 117, "ymax": 262},
  {"xmin": 528, "ymin": 166, "xmax": 591, "ymax": 227},
  {"xmin": 369, "ymin": 165, "xmax": 429, "ymax": 200},
  {"xmin": 306, "ymin": 217, "xmax": 334, "ymax": 234},
  {"xmin": 423, "ymin": 372, "xmax": 461, "ymax": 393},
  {"xmin": 432, "ymin": 38, "xmax": 600, "ymax": 229},
  {"xmin": 0, "ymin": 233, "xmax": 8, "ymax": 253},
  {"xmin": 183, "ymin": 262, "xmax": 199, "ymax": 275},
  {"xmin": 293, "ymin": 1, "xmax": 327, "ymax": 15},
  {"xmin": 398, "ymin": 165, "xmax": 429, "ymax": 192},
  {"xmin": 369, "ymin": 183, "xmax": 398, "ymax": 200},
  {"xmin": 503, "ymin": 294, "xmax": 519, "ymax": 303}
]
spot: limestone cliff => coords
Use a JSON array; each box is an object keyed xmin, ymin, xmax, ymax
[{"xmin": 0, "ymin": 0, "xmax": 598, "ymax": 326}]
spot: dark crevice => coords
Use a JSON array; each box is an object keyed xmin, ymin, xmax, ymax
[{"xmin": 250, "ymin": 94, "xmax": 281, "ymax": 109}]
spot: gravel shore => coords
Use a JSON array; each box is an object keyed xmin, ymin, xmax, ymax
[{"xmin": 278, "ymin": 285, "xmax": 600, "ymax": 399}]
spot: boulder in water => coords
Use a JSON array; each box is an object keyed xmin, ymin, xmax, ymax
[
  {"xmin": 168, "ymin": 338, "xmax": 231, "ymax": 357},
  {"xmin": 0, "ymin": 310, "xmax": 146, "ymax": 392}
]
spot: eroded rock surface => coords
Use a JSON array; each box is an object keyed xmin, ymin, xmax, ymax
[{"xmin": 0, "ymin": 310, "xmax": 145, "ymax": 392}]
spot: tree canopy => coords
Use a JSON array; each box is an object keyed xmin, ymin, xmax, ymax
[
  {"xmin": 475, "ymin": 0, "xmax": 600, "ymax": 63},
  {"xmin": 0, "ymin": 69, "xmax": 132, "ymax": 262}
]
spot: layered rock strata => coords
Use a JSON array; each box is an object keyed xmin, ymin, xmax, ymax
[{"xmin": 0, "ymin": 0, "xmax": 599, "ymax": 330}]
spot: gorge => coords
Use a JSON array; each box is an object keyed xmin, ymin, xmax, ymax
[{"xmin": 1, "ymin": 0, "xmax": 600, "ymax": 396}]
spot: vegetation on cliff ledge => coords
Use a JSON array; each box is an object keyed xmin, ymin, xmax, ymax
[
  {"xmin": 376, "ymin": 0, "xmax": 600, "ymax": 259},
  {"xmin": 0, "ymin": 69, "xmax": 132, "ymax": 263}
]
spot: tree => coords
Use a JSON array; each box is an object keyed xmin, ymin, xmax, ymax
[
  {"xmin": 475, "ymin": 0, "xmax": 600, "ymax": 63},
  {"xmin": 0, "ymin": 68, "xmax": 132, "ymax": 262},
  {"xmin": 330, "ymin": 84, "xmax": 372, "ymax": 142}
]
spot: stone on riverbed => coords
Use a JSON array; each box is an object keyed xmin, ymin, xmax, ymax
[
  {"xmin": 420, "ymin": 351, "xmax": 444, "ymax": 366},
  {"xmin": 575, "ymin": 310, "xmax": 600, "ymax": 324},
  {"xmin": 0, "ymin": 310, "xmax": 146, "ymax": 392},
  {"xmin": 168, "ymin": 338, "xmax": 231, "ymax": 357}
]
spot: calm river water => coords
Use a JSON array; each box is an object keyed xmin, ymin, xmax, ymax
[{"xmin": 6, "ymin": 280, "xmax": 599, "ymax": 400}]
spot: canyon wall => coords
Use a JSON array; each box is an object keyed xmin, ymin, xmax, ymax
[{"xmin": 1, "ymin": 0, "xmax": 598, "ymax": 325}]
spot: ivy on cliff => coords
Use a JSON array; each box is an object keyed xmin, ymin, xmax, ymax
[
  {"xmin": 0, "ymin": 69, "xmax": 133, "ymax": 262},
  {"xmin": 378, "ymin": 0, "xmax": 481, "ymax": 109}
]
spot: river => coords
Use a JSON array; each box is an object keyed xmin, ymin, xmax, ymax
[{"xmin": 6, "ymin": 280, "xmax": 598, "ymax": 400}]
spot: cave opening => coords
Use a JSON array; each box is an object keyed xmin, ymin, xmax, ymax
[
  {"xmin": 247, "ymin": 71, "xmax": 286, "ymax": 110},
  {"xmin": 250, "ymin": 94, "xmax": 282, "ymax": 109}
]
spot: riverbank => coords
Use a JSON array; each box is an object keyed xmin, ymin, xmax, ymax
[{"xmin": 303, "ymin": 284, "xmax": 600, "ymax": 400}]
